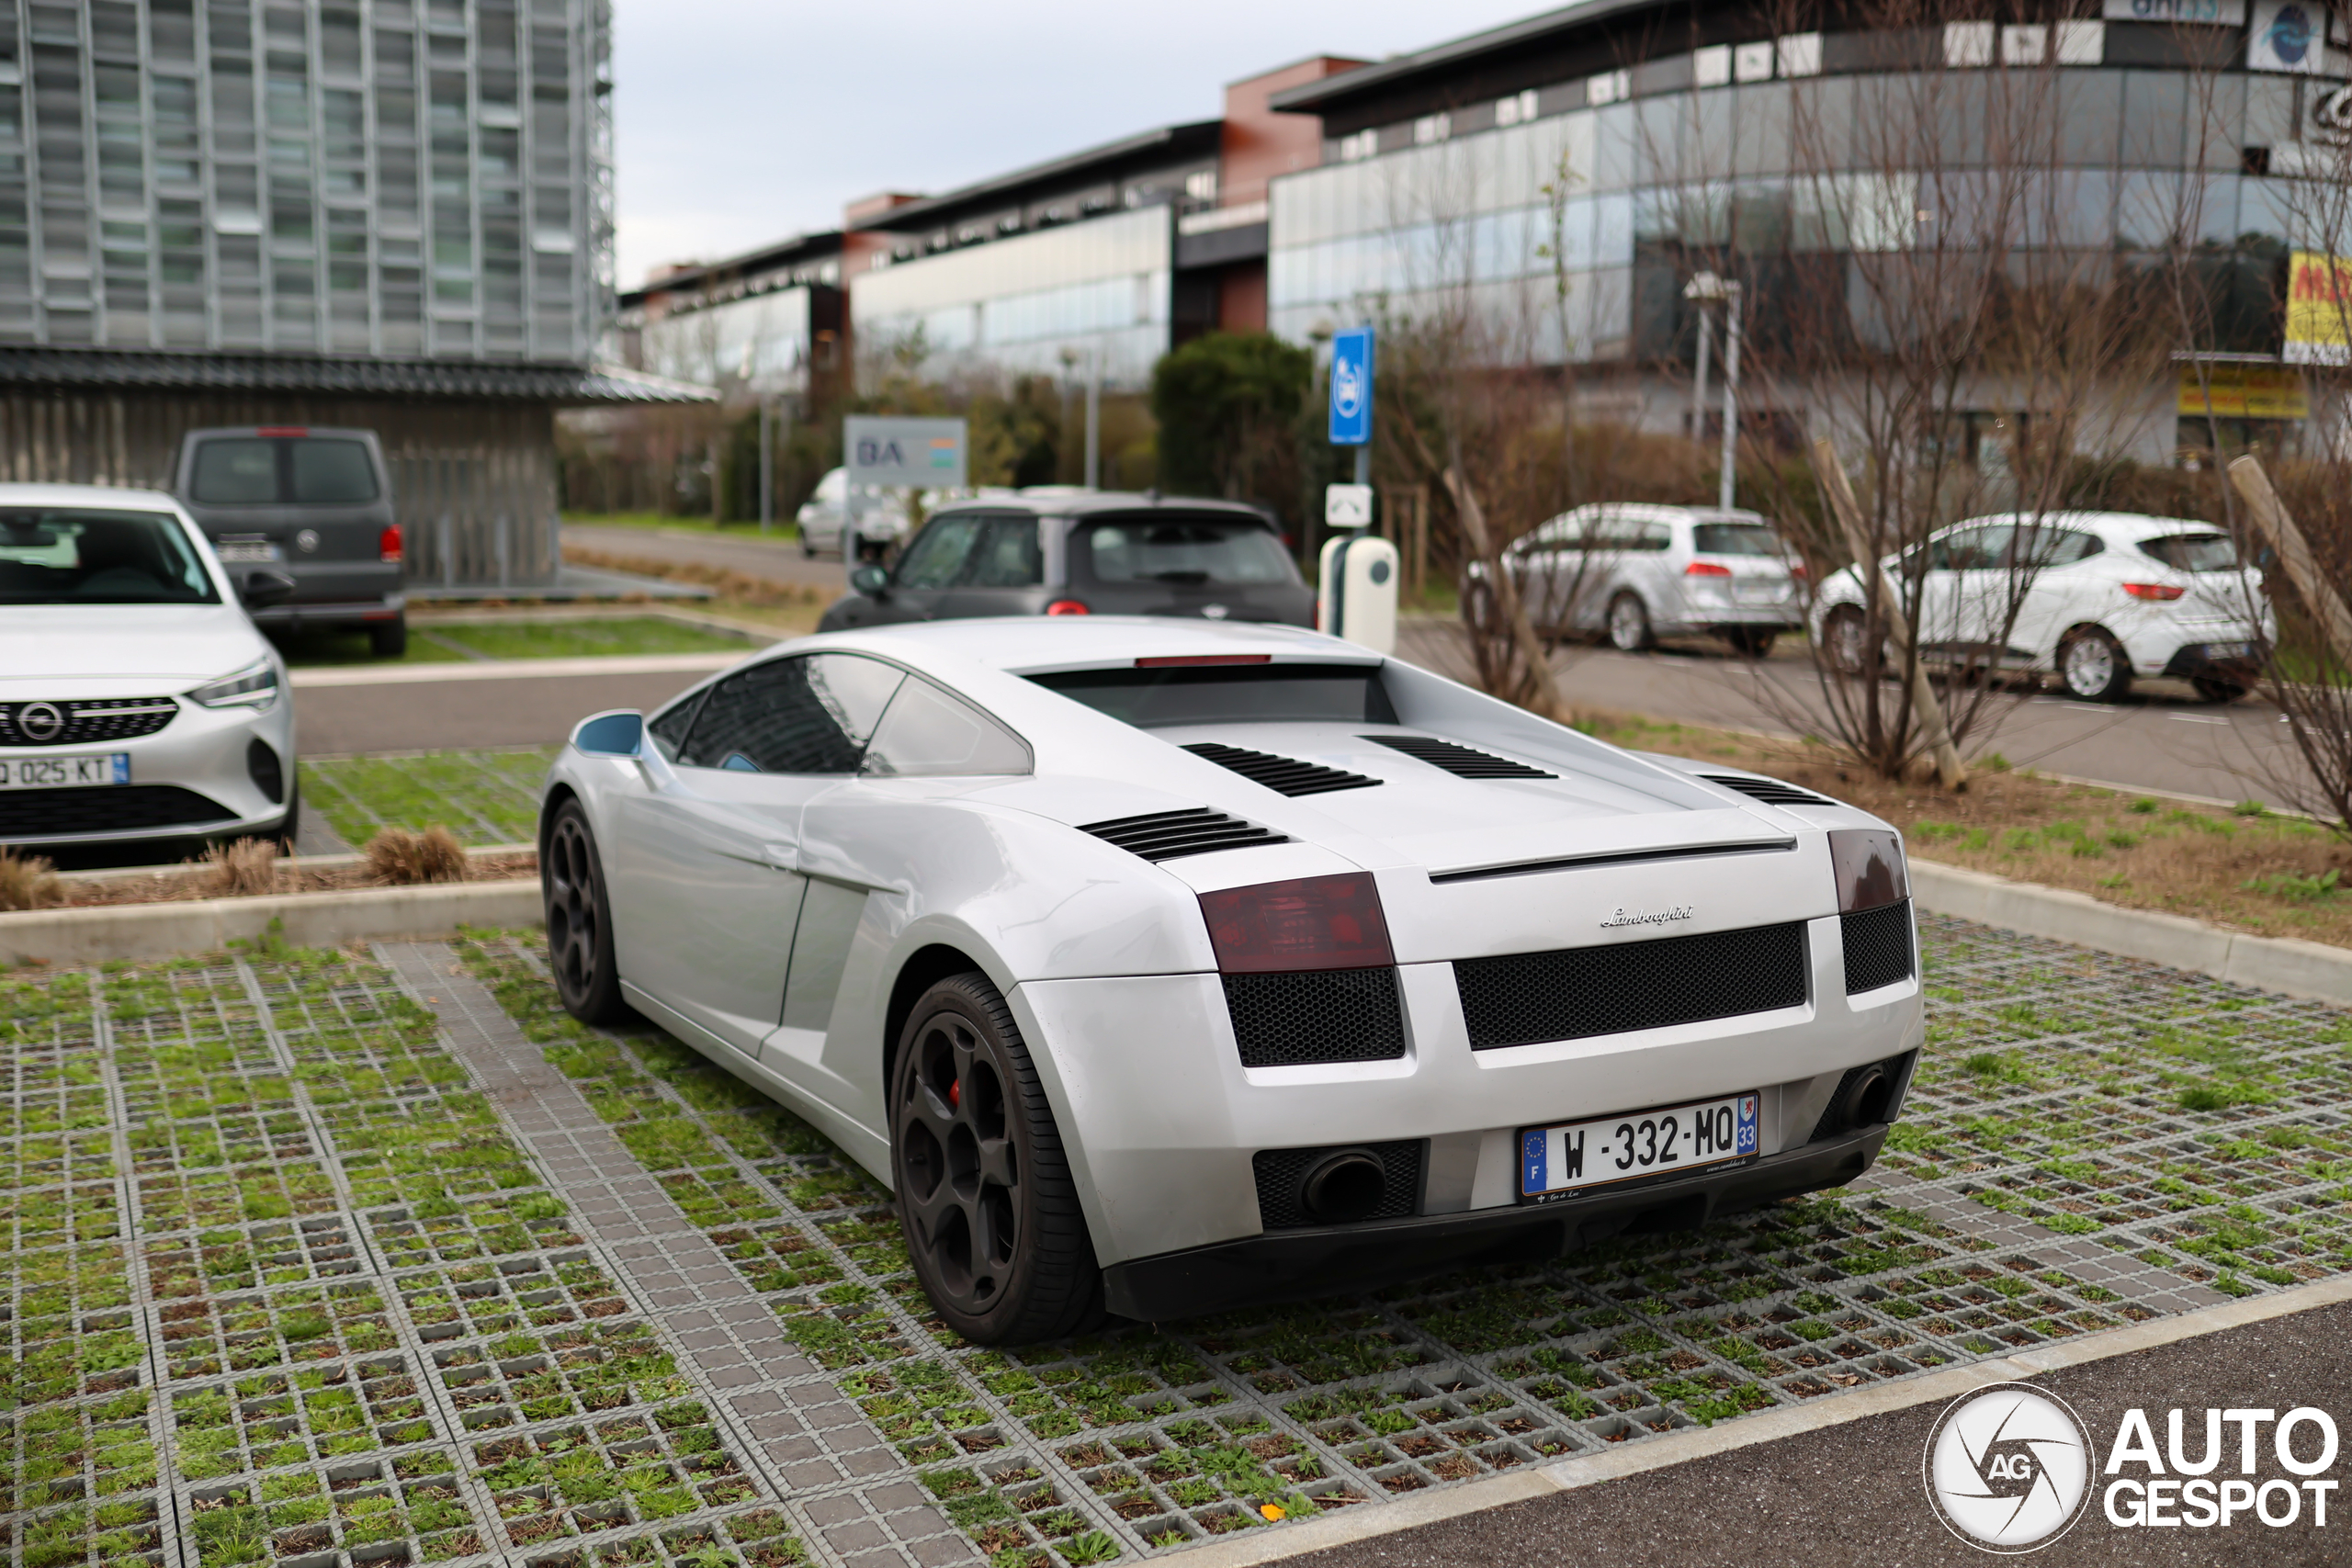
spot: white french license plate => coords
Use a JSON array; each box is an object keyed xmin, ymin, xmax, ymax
[
  {"xmin": 2206, "ymin": 642, "xmax": 2253, "ymax": 660},
  {"xmin": 1520, "ymin": 1092, "xmax": 1759, "ymax": 1201},
  {"xmin": 1734, "ymin": 580, "xmax": 1784, "ymax": 603},
  {"xmin": 0, "ymin": 753, "xmax": 130, "ymax": 789},
  {"xmin": 216, "ymin": 542, "xmax": 281, "ymax": 562}
]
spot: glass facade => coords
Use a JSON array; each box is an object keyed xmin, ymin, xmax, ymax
[
  {"xmin": 850, "ymin": 205, "xmax": 1172, "ymax": 389},
  {"xmin": 638, "ymin": 284, "xmax": 815, "ymax": 391},
  {"xmin": 1267, "ymin": 34, "xmax": 2327, "ymax": 370},
  {"xmin": 0, "ymin": 0, "xmax": 614, "ymax": 361}
]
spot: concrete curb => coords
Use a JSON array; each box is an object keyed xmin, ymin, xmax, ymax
[
  {"xmin": 1910, "ymin": 858, "xmax": 2352, "ymax": 1003},
  {"xmin": 0, "ymin": 879, "xmax": 542, "ymax": 965},
  {"xmin": 1178, "ymin": 1272, "xmax": 2352, "ymax": 1567}
]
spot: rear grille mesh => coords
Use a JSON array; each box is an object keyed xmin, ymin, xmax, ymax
[
  {"xmin": 1182, "ymin": 742, "xmax": 1381, "ymax": 797},
  {"xmin": 1223, "ymin": 968, "xmax": 1407, "ymax": 1067},
  {"xmin": 1253, "ymin": 1140, "xmax": 1423, "ymax": 1230},
  {"xmin": 1840, "ymin": 899, "xmax": 1915, "ymax": 994},
  {"xmin": 1363, "ymin": 733, "xmax": 1555, "ymax": 779},
  {"xmin": 0, "ymin": 697, "xmax": 179, "ymax": 748},
  {"xmin": 1455, "ymin": 921, "xmax": 1810, "ymax": 1050},
  {"xmin": 1700, "ymin": 773, "xmax": 1836, "ymax": 807},
  {"xmin": 1078, "ymin": 807, "xmax": 1288, "ymax": 862},
  {"xmin": 0, "ymin": 784, "xmax": 232, "ymax": 840}
]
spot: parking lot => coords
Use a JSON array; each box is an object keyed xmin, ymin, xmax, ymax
[{"xmin": 5, "ymin": 908, "xmax": 2344, "ymax": 1567}]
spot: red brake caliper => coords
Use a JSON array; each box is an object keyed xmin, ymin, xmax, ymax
[{"xmin": 949, "ymin": 1079, "xmax": 961, "ymax": 1110}]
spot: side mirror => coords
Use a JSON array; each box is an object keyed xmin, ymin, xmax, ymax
[
  {"xmin": 242, "ymin": 570, "xmax": 297, "ymax": 608},
  {"xmin": 849, "ymin": 564, "xmax": 891, "ymax": 598},
  {"xmin": 571, "ymin": 709, "xmax": 644, "ymax": 757}
]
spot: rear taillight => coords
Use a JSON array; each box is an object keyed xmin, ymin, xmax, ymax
[
  {"xmin": 1046, "ymin": 599, "xmax": 1089, "ymax": 615},
  {"xmin": 1789, "ymin": 561, "xmax": 1809, "ymax": 582},
  {"xmin": 1684, "ymin": 560, "xmax": 1733, "ymax": 577},
  {"xmin": 1828, "ymin": 829, "xmax": 1908, "ymax": 913},
  {"xmin": 379, "ymin": 524, "xmax": 403, "ymax": 564},
  {"xmin": 2122, "ymin": 581, "xmax": 2184, "ymax": 602},
  {"xmin": 1198, "ymin": 874, "xmax": 1395, "ymax": 974}
]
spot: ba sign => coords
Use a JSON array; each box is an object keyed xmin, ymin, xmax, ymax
[
  {"xmin": 845, "ymin": 416, "xmax": 968, "ymax": 490},
  {"xmin": 1329, "ymin": 327, "xmax": 1374, "ymax": 446}
]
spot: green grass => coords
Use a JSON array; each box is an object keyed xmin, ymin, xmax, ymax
[
  {"xmin": 299, "ymin": 747, "xmax": 553, "ymax": 847},
  {"xmin": 283, "ymin": 615, "xmax": 751, "ymax": 667},
  {"xmin": 564, "ymin": 510, "xmax": 804, "ymax": 541}
]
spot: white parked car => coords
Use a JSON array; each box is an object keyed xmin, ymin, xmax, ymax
[
  {"xmin": 538, "ymin": 616, "xmax": 1924, "ymax": 1341},
  {"xmin": 1810, "ymin": 512, "xmax": 2272, "ymax": 703},
  {"xmin": 1486, "ymin": 503, "xmax": 1804, "ymax": 655},
  {"xmin": 0, "ymin": 484, "xmax": 298, "ymax": 855},
  {"xmin": 795, "ymin": 467, "xmax": 915, "ymax": 560}
]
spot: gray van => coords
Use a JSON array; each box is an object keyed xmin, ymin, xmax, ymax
[{"xmin": 173, "ymin": 425, "xmax": 406, "ymax": 655}]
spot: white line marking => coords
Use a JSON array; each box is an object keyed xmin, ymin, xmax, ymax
[{"xmin": 2170, "ymin": 714, "xmax": 2229, "ymax": 725}]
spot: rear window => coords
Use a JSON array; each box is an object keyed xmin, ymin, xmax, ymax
[
  {"xmin": 189, "ymin": 437, "xmax": 379, "ymax": 504},
  {"xmin": 1690, "ymin": 524, "xmax": 1781, "ymax": 557},
  {"xmin": 1028, "ymin": 663, "xmax": 1397, "ymax": 728},
  {"xmin": 2140, "ymin": 534, "xmax": 2239, "ymax": 572},
  {"xmin": 1076, "ymin": 515, "xmax": 1295, "ymax": 586}
]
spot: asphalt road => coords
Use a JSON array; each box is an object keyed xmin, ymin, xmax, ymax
[
  {"xmin": 1397, "ymin": 622, "xmax": 2311, "ymax": 810},
  {"xmin": 1288, "ymin": 1299, "xmax": 2352, "ymax": 1568},
  {"xmin": 294, "ymin": 667, "xmax": 716, "ymax": 755},
  {"xmin": 560, "ymin": 521, "xmax": 850, "ymax": 597}
]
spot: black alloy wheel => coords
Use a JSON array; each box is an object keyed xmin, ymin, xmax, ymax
[
  {"xmin": 891, "ymin": 972, "xmax": 1102, "ymax": 1344},
  {"xmin": 545, "ymin": 802, "xmax": 629, "ymax": 1024}
]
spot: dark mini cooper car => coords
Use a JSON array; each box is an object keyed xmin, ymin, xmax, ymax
[
  {"xmin": 818, "ymin": 492, "xmax": 1314, "ymax": 632},
  {"xmin": 174, "ymin": 425, "xmax": 407, "ymax": 656}
]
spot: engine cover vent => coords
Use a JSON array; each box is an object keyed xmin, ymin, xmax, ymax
[
  {"xmin": 1182, "ymin": 741, "xmax": 1382, "ymax": 798},
  {"xmin": 1701, "ymin": 773, "xmax": 1838, "ymax": 807},
  {"xmin": 1077, "ymin": 807, "xmax": 1290, "ymax": 862},
  {"xmin": 1363, "ymin": 733, "xmax": 1555, "ymax": 780}
]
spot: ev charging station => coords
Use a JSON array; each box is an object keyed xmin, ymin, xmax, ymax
[{"xmin": 1319, "ymin": 326, "xmax": 1398, "ymax": 653}]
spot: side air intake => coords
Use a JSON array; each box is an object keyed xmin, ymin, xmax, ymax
[
  {"xmin": 1182, "ymin": 742, "xmax": 1382, "ymax": 798},
  {"xmin": 1701, "ymin": 773, "xmax": 1838, "ymax": 807},
  {"xmin": 1077, "ymin": 807, "xmax": 1290, "ymax": 862}
]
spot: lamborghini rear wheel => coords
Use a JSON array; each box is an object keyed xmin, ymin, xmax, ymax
[{"xmin": 891, "ymin": 972, "xmax": 1103, "ymax": 1344}]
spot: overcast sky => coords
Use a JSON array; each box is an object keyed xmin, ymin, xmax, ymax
[{"xmin": 610, "ymin": 0, "xmax": 1544, "ymax": 288}]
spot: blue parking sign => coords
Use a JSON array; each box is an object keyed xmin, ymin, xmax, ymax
[{"xmin": 1329, "ymin": 327, "xmax": 1374, "ymax": 446}]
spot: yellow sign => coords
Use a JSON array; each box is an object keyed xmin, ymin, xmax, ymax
[
  {"xmin": 2285, "ymin": 251, "xmax": 2352, "ymax": 367},
  {"xmin": 2177, "ymin": 364, "xmax": 2309, "ymax": 420}
]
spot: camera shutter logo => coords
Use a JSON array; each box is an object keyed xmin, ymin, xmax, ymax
[
  {"xmin": 17, "ymin": 702, "xmax": 64, "ymax": 743},
  {"xmin": 1922, "ymin": 1383, "xmax": 2097, "ymax": 1552}
]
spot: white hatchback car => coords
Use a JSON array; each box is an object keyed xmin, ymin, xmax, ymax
[
  {"xmin": 0, "ymin": 484, "xmax": 298, "ymax": 855},
  {"xmin": 537, "ymin": 615, "xmax": 1923, "ymax": 1341},
  {"xmin": 1811, "ymin": 512, "xmax": 2272, "ymax": 703},
  {"xmin": 794, "ymin": 467, "xmax": 915, "ymax": 560},
  {"xmin": 1495, "ymin": 503, "xmax": 1804, "ymax": 655}
]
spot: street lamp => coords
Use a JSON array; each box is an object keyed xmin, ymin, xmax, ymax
[{"xmin": 1683, "ymin": 271, "xmax": 1745, "ymax": 512}]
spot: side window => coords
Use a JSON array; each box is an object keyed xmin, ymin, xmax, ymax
[
  {"xmin": 647, "ymin": 690, "xmax": 705, "ymax": 762},
  {"xmin": 895, "ymin": 515, "xmax": 982, "ymax": 590},
  {"xmin": 1636, "ymin": 521, "xmax": 1672, "ymax": 551},
  {"xmin": 2016, "ymin": 528, "xmax": 2102, "ymax": 567},
  {"xmin": 862, "ymin": 679, "xmax": 1034, "ymax": 778},
  {"xmin": 964, "ymin": 516, "xmax": 1043, "ymax": 587},
  {"xmin": 1951, "ymin": 525, "xmax": 2013, "ymax": 570},
  {"xmin": 678, "ymin": 654, "xmax": 905, "ymax": 773}
]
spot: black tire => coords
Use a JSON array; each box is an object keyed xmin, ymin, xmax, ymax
[
  {"xmin": 2058, "ymin": 626, "xmax": 2132, "ymax": 703},
  {"xmin": 800, "ymin": 530, "xmax": 817, "ymax": 558},
  {"xmin": 1824, "ymin": 604, "xmax": 1876, "ymax": 676},
  {"xmin": 544, "ymin": 801, "xmax": 631, "ymax": 1025},
  {"xmin": 1723, "ymin": 626, "xmax": 1778, "ymax": 658},
  {"xmin": 369, "ymin": 617, "xmax": 409, "ymax": 659},
  {"xmin": 1607, "ymin": 592, "xmax": 1655, "ymax": 652},
  {"xmin": 2192, "ymin": 675, "xmax": 2250, "ymax": 704},
  {"xmin": 273, "ymin": 780, "xmax": 301, "ymax": 853},
  {"xmin": 892, "ymin": 972, "xmax": 1104, "ymax": 1345}
]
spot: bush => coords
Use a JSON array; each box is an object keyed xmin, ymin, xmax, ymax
[{"xmin": 364, "ymin": 826, "xmax": 469, "ymax": 885}]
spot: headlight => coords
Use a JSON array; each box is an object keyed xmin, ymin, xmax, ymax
[{"xmin": 190, "ymin": 658, "xmax": 280, "ymax": 711}]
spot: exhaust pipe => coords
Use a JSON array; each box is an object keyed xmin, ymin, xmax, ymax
[
  {"xmin": 1300, "ymin": 1149, "xmax": 1387, "ymax": 1224},
  {"xmin": 1834, "ymin": 1066, "xmax": 1894, "ymax": 1130}
]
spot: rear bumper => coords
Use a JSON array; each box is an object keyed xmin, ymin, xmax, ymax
[
  {"xmin": 1102, "ymin": 1122, "xmax": 1888, "ymax": 1321},
  {"xmin": 2159, "ymin": 638, "xmax": 2267, "ymax": 681},
  {"xmin": 248, "ymin": 593, "xmax": 404, "ymax": 631}
]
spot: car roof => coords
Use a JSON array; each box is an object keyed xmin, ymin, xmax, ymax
[
  {"xmin": 0, "ymin": 482, "xmax": 186, "ymax": 510},
  {"xmin": 796, "ymin": 615, "xmax": 1371, "ymax": 676},
  {"xmin": 927, "ymin": 491, "xmax": 1275, "ymax": 524},
  {"xmin": 1945, "ymin": 511, "xmax": 2218, "ymax": 540}
]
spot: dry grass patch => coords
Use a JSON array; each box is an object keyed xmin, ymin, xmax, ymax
[
  {"xmin": 1588, "ymin": 710, "xmax": 2352, "ymax": 949},
  {"xmin": 364, "ymin": 826, "xmax": 470, "ymax": 885},
  {"xmin": 0, "ymin": 848, "xmax": 62, "ymax": 910},
  {"xmin": 200, "ymin": 836, "xmax": 279, "ymax": 897},
  {"xmin": 561, "ymin": 545, "xmax": 830, "ymax": 637}
]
